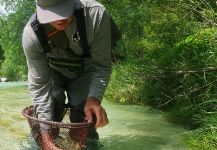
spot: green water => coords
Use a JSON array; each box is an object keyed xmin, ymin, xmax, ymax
[{"xmin": 0, "ymin": 82, "xmax": 189, "ymax": 150}]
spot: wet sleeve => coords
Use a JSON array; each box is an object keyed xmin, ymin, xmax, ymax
[
  {"xmin": 87, "ymin": 9, "xmax": 112, "ymax": 101},
  {"xmin": 22, "ymin": 25, "xmax": 53, "ymax": 131}
]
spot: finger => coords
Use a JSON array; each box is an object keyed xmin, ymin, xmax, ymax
[
  {"xmin": 84, "ymin": 108, "xmax": 93, "ymax": 123},
  {"xmin": 101, "ymin": 109, "xmax": 109, "ymax": 127},
  {"xmin": 95, "ymin": 107, "xmax": 103, "ymax": 128}
]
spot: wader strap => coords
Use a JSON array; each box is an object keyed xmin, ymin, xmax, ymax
[
  {"xmin": 74, "ymin": 9, "xmax": 91, "ymax": 58},
  {"xmin": 30, "ymin": 13, "xmax": 51, "ymax": 53}
]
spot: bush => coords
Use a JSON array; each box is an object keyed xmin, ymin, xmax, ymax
[
  {"xmin": 105, "ymin": 61, "xmax": 146, "ymax": 104},
  {"xmin": 143, "ymin": 28, "xmax": 217, "ymax": 126}
]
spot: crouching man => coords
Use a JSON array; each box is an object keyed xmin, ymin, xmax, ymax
[{"xmin": 22, "ymin": 0, "xmax": 112, "ymax": 149}]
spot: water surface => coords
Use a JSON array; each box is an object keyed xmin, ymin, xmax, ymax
[{"xmin": 0, "ymin": 82, "xmax": 189, "ymax": 150}]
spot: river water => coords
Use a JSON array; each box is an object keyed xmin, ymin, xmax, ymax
[{"xmin": 0, "ymin": 82, "xmax": 189, "ymax": 150}]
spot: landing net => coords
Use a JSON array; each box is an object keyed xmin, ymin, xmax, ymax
[{"xmin": 22, "ymin": 106, "xmax": 93, "ymax": 150}]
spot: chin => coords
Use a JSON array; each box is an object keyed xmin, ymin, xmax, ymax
[{"xmin": 57, "ymin": 28, "xmax": 65, "ymax": 30}]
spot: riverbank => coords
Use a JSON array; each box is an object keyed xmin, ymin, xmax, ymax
[{"xmin": 105, "ymin": 63, "xmax": 217, "ymax": 150}]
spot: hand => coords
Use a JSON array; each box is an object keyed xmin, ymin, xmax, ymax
[
  {"xmin": 41, "ymin": 133, "xmax": 62, "ymax": 150},
  {"xmin": 84, "ymin": 97, "xmax": 109, "ymax": 128}
]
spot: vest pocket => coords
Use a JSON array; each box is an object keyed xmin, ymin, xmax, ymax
[{"xmin": 48, "ymin": 56, "xmax": 84, "ymax": 79}]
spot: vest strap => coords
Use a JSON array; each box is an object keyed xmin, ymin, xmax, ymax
[
  {"xmin": 30, "ymin": 13, "xmax": 51, "ymax": 53},
  {"xmin": 74, "ymin": 9, "xmax": 91, "ymax": 58}
]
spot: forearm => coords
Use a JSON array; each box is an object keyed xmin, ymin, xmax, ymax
[{"xmin": 88, "ymin": 63, "xmax": 112, "ymax": 101}]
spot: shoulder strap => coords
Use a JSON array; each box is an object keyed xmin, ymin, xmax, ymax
[
  {"xmin": 30, "ymin": 13, "xmax": 51, "ymax": 53},
  {"xmin": 74, "ymin": 9, "xmax": 91, "ymax": 58}
]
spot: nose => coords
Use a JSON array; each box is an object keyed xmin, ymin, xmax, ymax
[{"xmin": 56, "ymin": 19, "xmax": 67, "ymax": 24}]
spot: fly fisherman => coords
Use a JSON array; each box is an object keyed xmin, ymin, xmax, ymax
[{"xmin": 22, "ymin": 0, "xmax": 112, "ymax": 149}]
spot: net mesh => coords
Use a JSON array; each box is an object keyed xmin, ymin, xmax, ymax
[{"xmin": 22, "ymin": 106, "xmax": 93, "ymax": 150}]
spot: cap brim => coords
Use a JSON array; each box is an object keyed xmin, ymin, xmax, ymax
[{"xmin": 36, "ymin": 0, "xmax": 74, "ymax": 24}]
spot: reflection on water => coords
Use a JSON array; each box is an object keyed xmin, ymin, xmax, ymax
[{"xmin": 0, "ymin": 82, "xmax": 189, "ymax": 150}]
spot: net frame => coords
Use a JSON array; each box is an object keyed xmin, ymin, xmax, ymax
[{"xmin": 22, "ymin": 106, "xmax": 93, "ymax": 150}]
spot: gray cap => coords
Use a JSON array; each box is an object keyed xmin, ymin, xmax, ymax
[{"xmin": 36, "ymin": 0, "xmax": 74, "ymax": 24}]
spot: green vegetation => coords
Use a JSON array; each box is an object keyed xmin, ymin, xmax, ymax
[
  {"xmin": 0, "ymin": 0, "xmax": 216, "ymax": 149},
  {"xmin": 0, "ymin": 0, "xmax": 34, "ymax": 79},
  {"xmin": 103, "ymin": 0, "xmax": 217, "ymax": 149}
]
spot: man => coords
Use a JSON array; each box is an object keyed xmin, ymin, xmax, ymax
[{"xmin": 22, "ymin": 0, "xmax": 111, "ymax": 149}]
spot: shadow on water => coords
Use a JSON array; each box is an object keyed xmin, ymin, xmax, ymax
[
  {"xmin": 85, "ymin": 134, "xmax": 187, "ymax": 150},
  {"xmin": 100, "ymin": 135, "xmax": 179, "ymax": 150},
  {"xmin": 0, "ymin": 82, "xmax": 189, "ymax": 150}
]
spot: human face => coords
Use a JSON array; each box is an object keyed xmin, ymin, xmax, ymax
[{"xmin": 49, "ymin": 15, "xmax": 73, "ymax": 30}]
